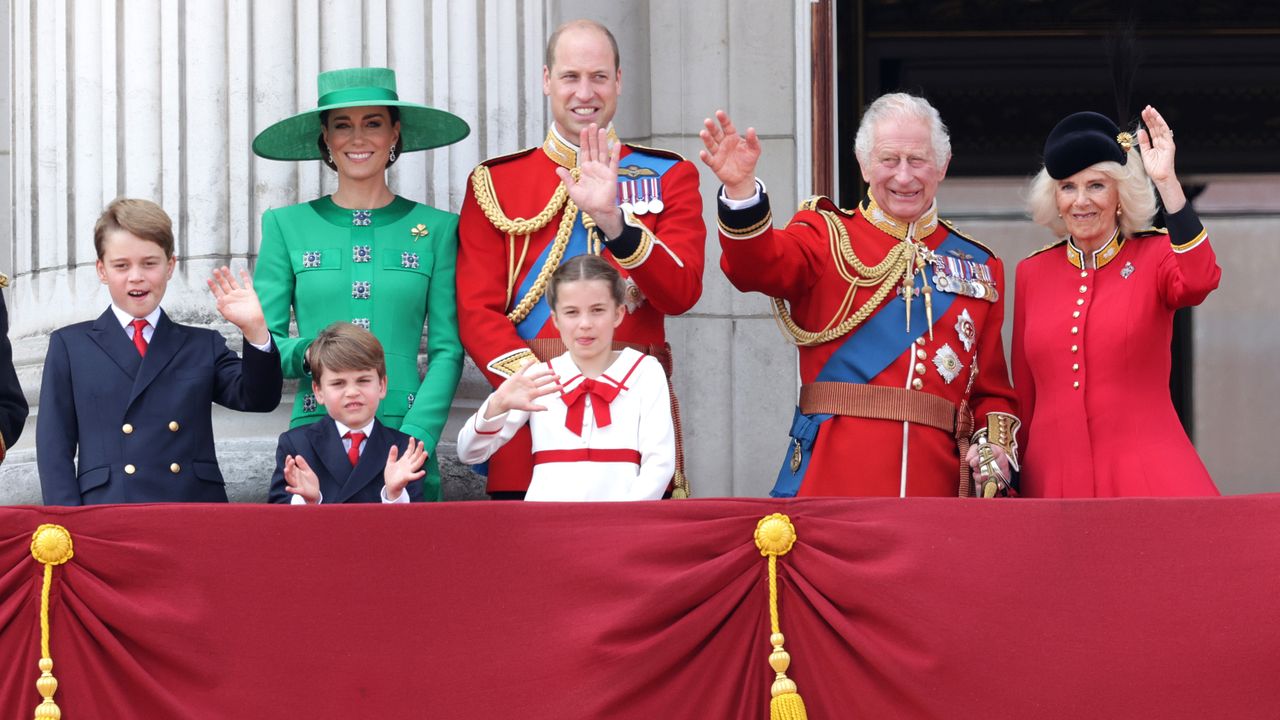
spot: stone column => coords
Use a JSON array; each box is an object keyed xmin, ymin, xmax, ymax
[{"xmin": 3, "ymin": 0, "xmax": 550, "ymax": 502}]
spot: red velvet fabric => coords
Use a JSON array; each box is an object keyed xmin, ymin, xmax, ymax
[{"xmin": 2, "ymin": 497, "xmax": 1278, "ymax": 719}]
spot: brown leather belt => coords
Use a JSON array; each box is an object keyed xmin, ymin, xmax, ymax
[{"xmin": 798, "ymin": 382, "xmax": 958, "ymax": 433}]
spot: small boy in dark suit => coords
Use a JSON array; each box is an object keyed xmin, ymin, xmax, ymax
[
  {"xmin": 269, "ymin": 322, "xmax": 427, "ymax": 504},
  {"xmin": 37, "ymin": 198, "xmax": 283, "ymax": 504}
]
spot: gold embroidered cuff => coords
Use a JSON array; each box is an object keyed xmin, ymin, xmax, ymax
[
  {"xmin": 487, "ymin": 349, "xmax": 538, "ymax": 379},
  {"xmin": 718, "ymin": 211, "xmax": 773, "ymax": 240},
  {"xmin": 613, "ymin": 213, "xmax": 655, "ymax": 269}
]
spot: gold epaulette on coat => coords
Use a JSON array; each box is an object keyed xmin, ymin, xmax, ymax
[
  {"xmin": 622, "ymin": 142, "xmax": 687, "ymax": 163},
  {"xmin": 476, "ymin": 146, "xmax": 538, "ymax": 169},
  {"xmin": 939, "ymin": 219, "xmax": 1002, "ymax": 258},
  {"xmin": 0, "ymin": 272, "xmax": 8, "ymax": 289},
  {"xmin": 1131, "ymin": 226, "xmax": 1168, "ymax": 239},
  {"xmin": 796, "ymin": 195, "xmax": 854, "ymax": 216},
  {"xmin": 1026, "ymin": 238, "xmax": 1067, "ymax": 259}
]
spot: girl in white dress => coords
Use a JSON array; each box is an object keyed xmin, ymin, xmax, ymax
[{"xmin": 456, "ymin": 255, "xmax": 675, "ymax": 501}]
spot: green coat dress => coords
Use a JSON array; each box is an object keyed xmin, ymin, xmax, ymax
[{"xmin": 255, "ymin": 195, "xmax": 462, "ymax": 500}]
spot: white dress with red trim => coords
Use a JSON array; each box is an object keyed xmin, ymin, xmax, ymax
[{"xmin": 455, "ymin": 348, "xmax": 675, "ymax": 501}]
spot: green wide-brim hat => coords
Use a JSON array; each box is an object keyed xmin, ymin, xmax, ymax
[{"xmin": 252, "ymin": 67, "xmax": 469, "ymax": 161}]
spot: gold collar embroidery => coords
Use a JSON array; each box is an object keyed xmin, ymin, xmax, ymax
[
  {"xmin": 542, "ymin": 125, "xmax": 622, "ymax": 169},
  {"xmin": 1066, "ymin": 229, "xmax": 1124, "ymax": 270},
  {"xmin": 858, "ymin": 192, "xmax": 939, "ymax": 241}
]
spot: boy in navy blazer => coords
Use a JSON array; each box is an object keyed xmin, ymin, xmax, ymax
[
  {"xmin": 269, "ymin": 322, "xmax": 427, "ymax": 504},
  {"xmin": 38, "ymin": 198, "xmax": 283, "ymax": 504}
]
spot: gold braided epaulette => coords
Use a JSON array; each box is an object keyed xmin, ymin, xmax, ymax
[
  {"xmin": 1026, "ymin": 238, "xmax": 1067, "ymax": 259},
  {"xmin": 476, "ymin": 146, "xmax": 538, "ymax": 168},
  {"xmin": 796, "ymin": 195, "xmax": 853, "ymax": 216},
  {"xmin": 939, "ymin": 219, "xmax": 1001, "ymax": 258}
]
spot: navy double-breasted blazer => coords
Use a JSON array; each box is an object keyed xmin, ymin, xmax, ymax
[
  {"xmin": 268, "ymin": 416, "xmax": 424, "ymax": 504},
  {"xmin": 37, "ymin": 308, "xmax": 283, "ymax": 505}
]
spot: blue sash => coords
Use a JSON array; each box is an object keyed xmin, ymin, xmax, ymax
[
  {"xmin": 771, "ymin": 229, "xmax": 988, "ymax": 497},
  {"xmin": 510, "ymin": 148, "xmax": 679, "ymax": 340}
]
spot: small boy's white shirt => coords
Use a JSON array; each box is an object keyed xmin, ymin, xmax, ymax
[
  {"xmin": 291, "ymin": 418, "xmax": 409, "ymax": 505},
  {"xmin": 109, "ymin": 303, "xmax": 274, "ymax": 351}
]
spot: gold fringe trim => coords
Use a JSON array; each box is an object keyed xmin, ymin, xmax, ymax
[
  {"xmin": 31, "ymin": 524, "xmax": 74, "ymax": 719},
  {"xmin": 469, "ymin": 165, "xmax": 582, "ymax": 324},
  {"xmin": 754, "ymin": 514, "xmax": 809, "ymax": 720},
  {"xmin": 772, "ymin": 209, "xmax": 920, "ymax": 347}
]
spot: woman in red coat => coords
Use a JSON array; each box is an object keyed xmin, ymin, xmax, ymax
[{"xmin": 1013, "ymin": 106, "xmax": 1220, "ymax": 497}]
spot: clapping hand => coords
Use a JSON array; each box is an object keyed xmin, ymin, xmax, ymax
[
  {"xmin": 556, "ymin": 124, "xmax": 624, "ymax": 238},
  {"xmin": 487, "ymin": 359, "xmax": 562, "ymax": 419},
  {"xmin": 208, "ymin": 267, "xmax": 271, "ymax": 346},
  {"xmin": 1137, "ymin": 105, "xmax": 1186, "ymax": 213},
  {"xmin": 384, "ymin": 438, "xmax": 428, "ymax": 502},
  {"xmin": 283, "ymin": 454, "xmax": 321, "ymax": 504},
  {"xmin": 699, "ymin": 110, "xmax": 761, "ymax": 200}
]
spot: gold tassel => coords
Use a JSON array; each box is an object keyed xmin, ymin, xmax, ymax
[
  {"xmin": 754, "ymin": 514, "xmax": 809, "ymax": 720},
  {"xmin": 30, "ymin": 524, "xmax": 74, "ymax": 720}
]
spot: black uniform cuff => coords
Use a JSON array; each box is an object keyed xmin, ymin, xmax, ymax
[
  {"xmin": 600, "ymin": 222, "xmax": 644, "ymax": 260},
  {"xmin": 1164, "ymin": 203, "xmax": 1205, "ymax": 246},
  {"xmin": 717, "ymin": 189, "xmax": 772, "ymax": 239}
]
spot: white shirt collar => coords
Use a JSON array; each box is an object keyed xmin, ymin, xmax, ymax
[
  {"xmin": 109, "ymin": 303, "xmax": 162, "ymax": 331},
  {"xmin": 334, "ymin": 418, "xmax": 376, "ymax": 440}
]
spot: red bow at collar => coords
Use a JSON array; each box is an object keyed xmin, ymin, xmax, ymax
[{"xmin": 561, "ymin": 377, "xmax": 621, "ymax": 436}]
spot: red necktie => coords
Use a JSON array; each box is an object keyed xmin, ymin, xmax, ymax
[
  {"xmin": 345, "ymin": 431, "xmax": 366, "ymax": 466},
  {"xmin": 560, "ymin": 378, "xmax": 621, "ymax": 436},
  {"xmin": 131, "ymin": 319, "xmax": 149, "ymax": 357}
]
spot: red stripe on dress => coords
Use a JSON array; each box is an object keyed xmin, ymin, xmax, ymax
[{"xmin": 532, "ymin": 448, "xmax": 641, "ymax": 465}]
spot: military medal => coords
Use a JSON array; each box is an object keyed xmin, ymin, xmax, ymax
[
  {"xmin": 931, "ymin": 251, "xmax": 998, "ymax": 302},
  {"xmin": 622, "ymin": 276, "xmax": 644, "ymax": 314},
  {"xmin": 632, "ymin": 179, "xmax": 649, "ymax": 215},
  {"xmin": 617, "ymin": 171, "xmax": 665, "ymax": 216},
  {"xmin": 932, "ymin": 343, "xmax": 964, "ymax": 384},
  {"xmin": 954, "ymin": 309, "xmax": 977, "ymax": 352},
  {"xmin": 648, "ymin": 177, "xmax": 665, "ymax": 213},
  {"xmin": 1121, "ymin": 261, "xmax": 1135, "ymax": 279},
  {"xmin": 617, "ymin": 181, "xmax": 634, "ymax": 216}
]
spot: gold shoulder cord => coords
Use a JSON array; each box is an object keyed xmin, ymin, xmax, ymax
[
  {"xmin": 470, "ymin": 166, "xmax": 582, "ymax": 324},
  {"xmin": 771, "ymin": 209, "xmax": 920, "ymax": 347}
]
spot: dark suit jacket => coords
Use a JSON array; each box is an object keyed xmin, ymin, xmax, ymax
[
  {"xmin": 0, "ymin": 291, "xmax": 28, "ymax": 460},
  {"xmin": 268, "ymin": 416, "xmax": 424, "ymax": 504},
  {"xmin": 37, "ymin": 308, "xmax": 283, "ymax": 505}
]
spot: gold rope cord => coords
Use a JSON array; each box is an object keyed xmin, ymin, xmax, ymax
[
  {"xmin": 772, "ymin": 209, "xmax": 915, "ymax": 347},
  {"xmin": 30, "ymin": 524, "xmax": 74, "ymax": 719},
  {"xmin": 754, "ymin": 513, "xmax": 808, "ymax": 720},
  {"xmin": 470, "ymin": 165, "xmax": 582, "ymax": 324}
]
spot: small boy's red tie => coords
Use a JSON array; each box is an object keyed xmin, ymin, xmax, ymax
[
  {"xmin": 344, "ymin": 431, "xmax": 365, "ymax": 466},
  {"xmin": 131, "ymin": 319, "xmax": 149, "ymax": 357}
]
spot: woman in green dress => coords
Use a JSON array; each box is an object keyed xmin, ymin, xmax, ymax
[{"xmin": 252, "ymin": 67, "xmax": 469, "ymax": 500}]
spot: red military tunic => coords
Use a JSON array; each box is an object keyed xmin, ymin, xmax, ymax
[
  {"xmin": 1012, "ymin": 206, "xmax": 1220, "ymax": 497},
  {"xmin": 718, "ymin": 191, "xmax": 1018, "ymax": 497},
  {"xmin": 457, "ymin": 127, "xmax": 705, "ymax": 493}
]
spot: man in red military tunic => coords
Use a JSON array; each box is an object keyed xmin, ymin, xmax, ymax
[
  {"xmin": 457, "ymin": 19, "xmax": 705, "ymax": 498},
  {"xmin": 699, "ymin": 94, "xmax": 1018, "ymax": 497}
]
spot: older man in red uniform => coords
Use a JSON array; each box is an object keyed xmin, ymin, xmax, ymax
[
  {"xmin": 457, "ymin": 19, "xmax": 704, "ymax": 498},
  {"xmin": 699, "ymin": 94, "xmax": 1018, "ymax": 497}
]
